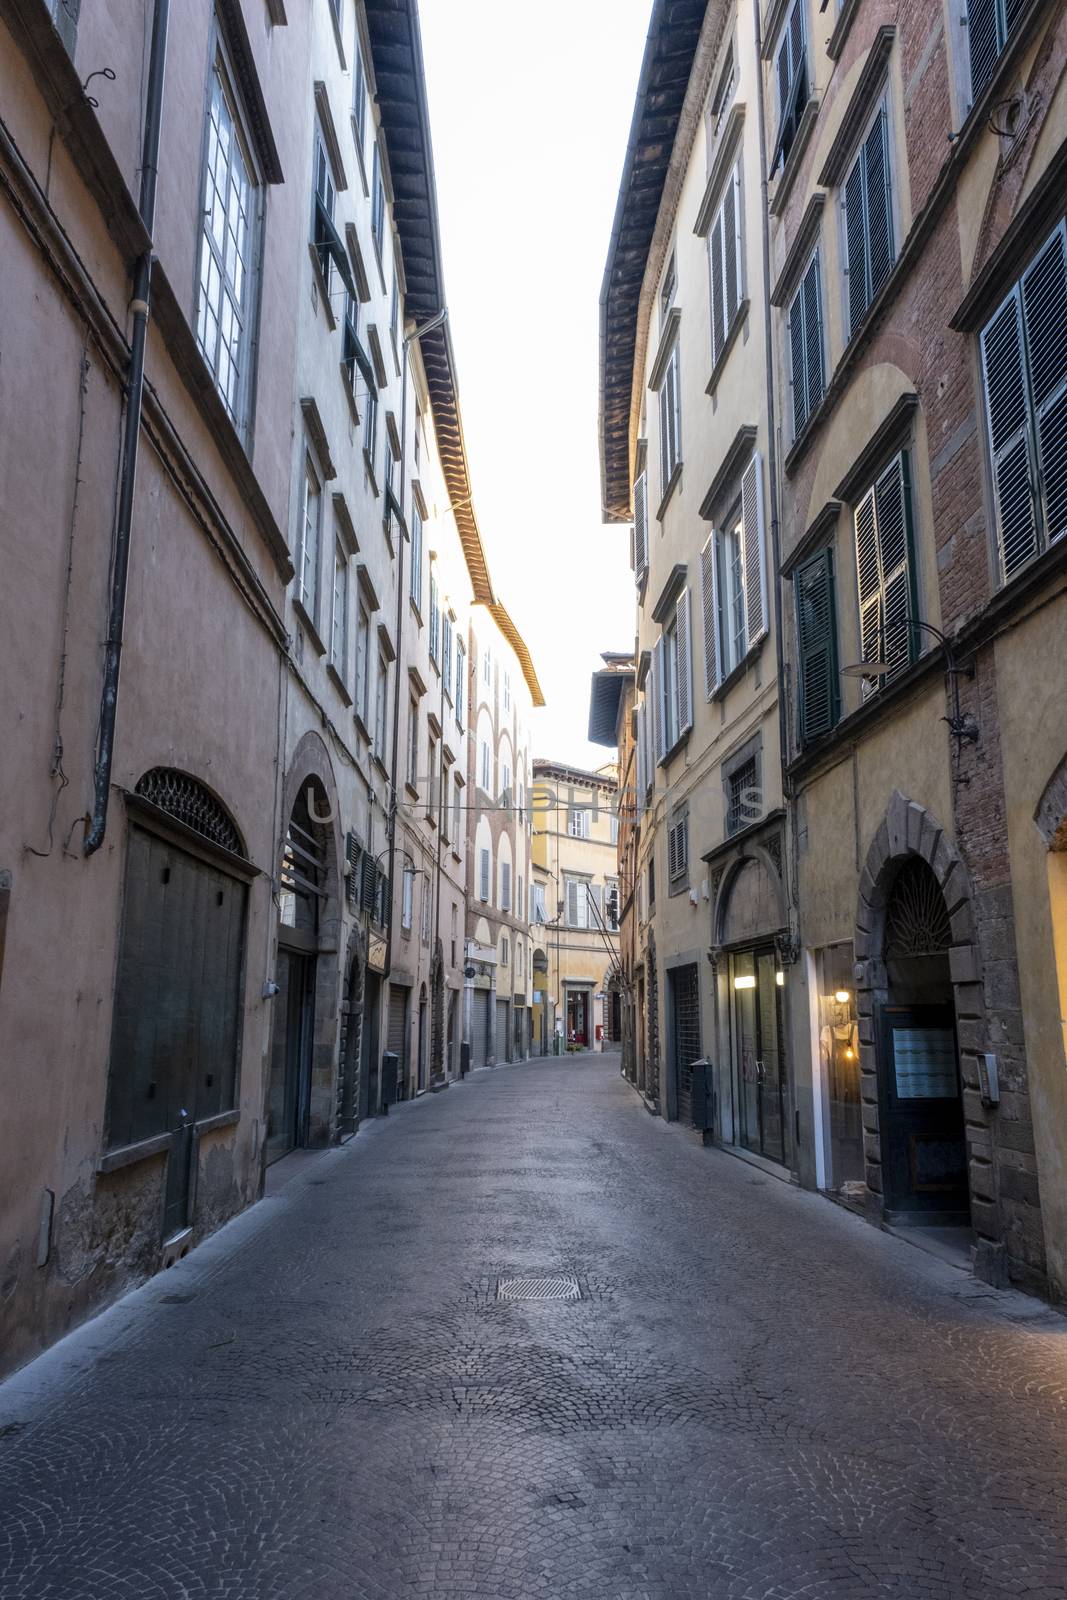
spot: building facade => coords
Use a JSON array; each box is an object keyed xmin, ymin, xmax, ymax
[
  {"xmin": 530, "ymin": 763, "xmax": 622, "ymax": 1053},
  {"xmin": 765, "ymin": 0, "xmax": 1067, "ymax": 1295},
  {"xmin": 588, "ymin": 659, "xmax": 639, "ymax": 1077},
  {"xmin": 600, "ymin": 0, "xmax": 795, "ymax": 1150},
  {"xmin": 0, "ymin": 0, "xmax": 539, "ymax": 1379},
  {"xmin": 463, "ymin": 609, "xmax": 542, "ymax": 1070}
]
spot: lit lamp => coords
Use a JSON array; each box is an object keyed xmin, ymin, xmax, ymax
[
  {"xmin": 776, "ymin": 970, "xmax": 785, "ymax": 987},
  {"xmin": 834, "ymin": 989, "xmax": 851, "ymax": 1004},
  {"xmin": 733, "ymin": 974, "xmax": 756, "ymax": 990}
]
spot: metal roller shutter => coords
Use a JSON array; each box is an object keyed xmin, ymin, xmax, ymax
[
  {"xmin": 470, "ymin": 990, "xmax": 490, "ymax": 1071},
  {"xmin": 387, "ymin": 986, "xmax": 408, "ymax": 1095},
  {"xmin": 495, "ymin": 998, "xmax": 509, "ymax": 1064}
]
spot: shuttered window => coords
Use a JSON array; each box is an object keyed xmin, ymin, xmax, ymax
[
  {"xmin": 501, "ymin": 861, "xmax": 511, "ymax": 910},
  {"xmin": 967, "ymin": 0, "xmax": 1028, "ymax": 104},
  {"xmin": 654, "ymin": 588, "xmax": 693, "ymax": 761},
  {"xmin": 794, "ymin": 547, "xmax": 840, "ymax": 745},
  {"xmin": 429, "ymin": 574, "xmax": 440, "ymax": 662},
  {"xmin": 701, "ymin": 453, "xmax": 768, "ymax": 695},
  {"xmin": 842, "ymin": 98, "xmax": 894, "ymax": 340},
  {"xmin": 853, "ymin": 449, "xmax": 918, "ymax": 697},
  {"xmin": 455, "ymin": 639, "xmax": 466, "ymax": 729},
  {"xmin": 979, "ymin": 220, "xmax": 1067, "ymax": 582},
  {"xmin": 659, "ymin": 345, "xmax": 682, "ymax": 499},
  {"xmin": 633, "ymin": 470, "xmax": 649, "ymax": 585},
  {"xmin": 668, "ymin": 814, "xmax": 689, "ymax": 886},
  {"xmin": 409, "ymin": 508, "xmax": 423, "ymax": 609},
  {"xmin": 708, "ymin": 162, "xmax": 743, "ymax": 366},
  {"xmin": 773, "ymin": 0, "xmax": 807, "ymax": 174},
  {"xmin": 442, "ymin": 614, "xmax": 453, "ymax": 700},
  {"xmin": 788, "ymin": 249, "xmax": 825, "ymax": 439},
  {"xmin": 479, "ymin": 846, "xmax": 491, "ymax": 902}
]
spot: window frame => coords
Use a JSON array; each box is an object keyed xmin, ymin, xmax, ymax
[
  {"xmin": 195, "ymin": 39, "xmax": 264, "ymax": 439},
  {"xmin": 787, "ymin": 245, "xmax": 825, "ymax": 441},
  {"xmin": 296, "ymin": 453, "xmax": 323, "ymax": 624},
  {"xmin": 839, "ymin": 90, "xmax": 896, "ymax": 342}
]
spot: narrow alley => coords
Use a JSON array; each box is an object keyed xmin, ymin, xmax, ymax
[{"xmin": 2, "ymin": 1055, "xmax": 1064, "ymax": 1600}]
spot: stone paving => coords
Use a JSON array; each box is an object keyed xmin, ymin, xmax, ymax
[{"xmin": 2, "ymin": 1053, "xmax": 1067, "ymax": 1599}]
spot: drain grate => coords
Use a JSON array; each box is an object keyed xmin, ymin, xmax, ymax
[{"xmin": 496, "ymin": 1275, "xmax": 581, "ymax": 1302}]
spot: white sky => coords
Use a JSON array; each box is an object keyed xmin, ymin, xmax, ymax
[{"xmin": 419, "ymin": 0, "xmax": 651, "ymax": 772}]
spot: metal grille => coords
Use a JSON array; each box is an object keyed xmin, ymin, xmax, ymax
[
  {"xmin": 670, "ymin": 963, "xmax": 701, "ymax": 1127},
  {"xmin": 885, "ymin": 859, "xmax": 951, "ymax": 957},
  {"xmin": 726, "ymin": 757, "xmax": 760, "ymax": 835},
  {"xmin": 496, "ymin": 1276, "xmax": 581, "ymax": 1302},
  {"xmin": 135, "ymin": 768, "xmax": 243, "ymax": 856}
]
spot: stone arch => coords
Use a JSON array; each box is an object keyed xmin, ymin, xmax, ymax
[
  {"xmin": 1036, "ymin": 754, "xmax": 1067, "ymax": 1072},
  {"xmin": 853, "ymin": 791, "xmax": 1002, "ymax": 1270},
  {"xmin": 712, "ymin": 844, "xmax": 788, "ymax": 949},
  {"xmin": 1035, "ymin": 752, "xmax": 1067, "ymax": 850}
]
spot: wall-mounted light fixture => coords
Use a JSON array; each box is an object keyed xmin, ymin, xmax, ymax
[
  {"xmin": 842, "ymin": 617, "xmax": 979, "ymax": 743},
  {"xmin": 734, "ymin": 974, "xmax": 756, "ymax": 990},
  {"xmin": 834, "ymin": 989, "xmax": 851, "ymax": 1004}
]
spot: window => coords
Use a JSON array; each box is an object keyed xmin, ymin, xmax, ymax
[
  {"xmin": 364, "ymin": 384, "xmax": 378, "ymax": 478},
  {"xmin": 407, "ymin": 697, "xmax": 419, "ymax": 789},
  {"xmin": 726, "ymin": 754, "xmax": 761, "ymax": 835},
  {"xmin": 633, "ymin": 469, "xmax": 649, "ymax": 585},
  {"xmin": 371, "ymin": 142, "xmax": 386, "ymax": 256},
  {"xmin": 565, "ymin": 878, "xmax": 590, "ymax": 928},
  {"xmin": 455, "ymin": 640, "xmax": 466, "ymax": 729},
  {"xmin": 700, "ymin": 453, "xmax": 767, "ymax": 696},
  {"xmin": 668, "ymin": 812, "xmax": 689, "ymax": 890},
  {"xmin": 501, "ymin": 937, "xmax": 509, "ymax": 968},
  {"xmin": 610, "ymin": 813, "xmax": 620, "ymax": 846},
  {"xmin": 451, "ymin": 902, "xmax": 458, "ymax": 967},
  {"xmin": 440, "ymin": 761, "xmax": 452, "ymax": 843},
  {"xmin": 483, "ymin": 645, "xmax": 492, "ymax": 687},
  {"xmin": 788, "ymin": 249, "xmax": 825, "ymax": 439},
  {"xmin": 410, "ymin": 507, "xmax": 423, "ymax": 610},
  {"xmin": 390, "ymin": 271, "xmax": 400, "ymax": 355},
  {"xmin": 453, "ymin": 776, "xmax": 463, "ymax": 848},
  {"xmin": 517, "ymin": 873, "xmax": 524, "ymax": 917},
  {"xmin": 479, "ymin": 846, "xmax": 491, "ymax": 902},
  {"xmin": 658, "ymin": 344, "xmax": 682, "ymax": 497},
  {"xmin": 660, "ymin": 252, "xmax": 677, "ymax": 320},
  {"xmin": 979, "ymin": 220, "xmax": 1067, "ymax": 581},
  {"xmin": 427, "ymin": 738, "xmax": 438, "ymax": 822},
  {"xmin": 501, "ymin": 760, "xmax": 512, "ymax": 800},
  {"xmin": 421, "ymin": 874, "xmax": 431, "ymax": 945},
  {"xmin": 501, "ymin": 861, "xmax": 512, "ymax": 911},
  {"xmin": 773, "ymin": 0, "xmax": 808, "ymax": 174},
  {"xmin": 374, "ymin": 651, "xmax": 388, "ymax": 754},
  {"xmin": 352, "ymin": 37, "xmax": 367, "ymax": 154},
  {"xmin": 401, "ymin": 864, "xmax": 414, "ymax": 932},
  {"xmin": 605, "ymin": 879, "xmax": 620, "ymax": 929},
  {"xmin": 330, "ymin": 546, "xmax": 348, "ymax": 671},
  {"xmin": 709, "ymin": 40, "xmax": 736, "ymax": 142},
  {"xmin": 443, "ymin": 615, "xmax": 453, "ymax": 700},
  {"xmin": 480, "ymin": 739, "xmax": 491, "ymax": 792},
  {"xmin": 297, "ymin": 456, "xmax": 321, "ymax": 619},
  {"xmin": 531, "ymin": 882, "xmax": 547, "ymax": 923},
  {"xmin": 312, "ymin": 124, "xmax": 338, "ymax": 298},
  {"xmin": 503, "ymin": 671, "xmax": 511, "ymax": 711},
  {"xmin": 842, "ymin": 97, "xmax": 894, "ymax": 339},
  {"xmin": 197, "ymin": 54, "xmax": 259, "ymax": 431},
  {"xmin": 518, "ymin": 942, "xmax": 524, "ymax": 978},
  {"xmin": 708, "ymin": 162, "xmax": 743, "ymax": 367},
  {"xmin": 794, "ymin": 547, "xmax": 841, "ymax": 745},
  {"xmin": 342, "ymin": 291, "xmax": 361, "ymax": 396},
  {"xmin": 429, "ymin": 574, "xmax": 441, "ymax": 662},
  {"xmin": 853, "ymin": 449, "xmax": 917, "ymax": 695},
  {"xmin": 653, "ymin": 589, "xmax": 693, "ymax": 760},
  {"xmin": 355, "ymin": 602, "xmax": 370, "ymax": 724},
  {"xmin": 967, "ymin": 0, "xmax": 1027, "ymax": 104},
  {"xmin": 568, "ymin": 808, "xmax": 589, "ymax": 839}
]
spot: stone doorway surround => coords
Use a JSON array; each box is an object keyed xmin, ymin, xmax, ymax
[{"xmin": 854, "ymin": 792, "xmax": 1008, "ymax": 1284}]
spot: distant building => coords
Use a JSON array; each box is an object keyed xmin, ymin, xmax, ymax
[{"xmin": 530, "ymin": 762, "xmax": 622, "ymax": 1053}]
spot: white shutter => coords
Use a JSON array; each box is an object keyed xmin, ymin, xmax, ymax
[
  {"xmin": 854, "ymin": 482, "xmax": 882, "ymax": 699},
  {"xmin": 723, "ymin": 162, "xmax": 739, "ymax": 331},
  {"xmin": 633, "ymin": 471, "xmax": 648, "ymax": 581},
  {"xmin": 741, "ymin": 452, "xmax": 767, "ymax": 644},
  {"xmin": 710, "ymin": 211, "xmax": 725, "ymax": 364},
  {"xmin": 566, "ymin": 879, "xmax": 580, "ymax": 926},
  {"xmin": 700, "ymin": 533, "xmax": 721, "ymax": 698},
  {"xmin": 480, "ymin": 847, "xmax": 490, "ymax": 901},
  {"xmin": 675, "ymin": 587, "xmax": 692, "ymax": 736},
  {"xmin": 651, "ymin": 642, "xmax": 665, "ymax": 763},
  {"xmin": 501, "ymin": 861, "xmax": 511, "ymax": 910},
  {"xmin": 1022, "ymin": 225, "xmax": 1067, "ymax": 547}
]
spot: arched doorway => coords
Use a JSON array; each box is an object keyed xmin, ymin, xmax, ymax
[
  {"xmin": 417, "ymin": 983, "xmax": 428, "ymax": 1092},
  {"xmin": 877, "ymin": 858, "xmax": 969, "ymax": 1220},
  {"xmin": 446, "ymin": 989, "xmax": 457, "ymax": 1079},
  {"xmin": 338, "ymin": 930, "xmax": 365, "ymax": 1140},
  {"xmin": 268, "ymin": 778, "xmax": 333, "ymax": 1163}
]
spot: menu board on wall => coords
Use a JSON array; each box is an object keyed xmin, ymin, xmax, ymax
[{"xmin": 892, "ymin": 1027, "xmax": 957, "ymax": 1099}]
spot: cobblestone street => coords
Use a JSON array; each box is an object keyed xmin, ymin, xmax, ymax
[{"xmin": 2, "ymin": 1053, "xmax": 1066, "ymax": 1599}]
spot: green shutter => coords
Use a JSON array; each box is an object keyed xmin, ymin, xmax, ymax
[{"xmin": 794, "ymin": 548, "xmax": 839, "ymax": 744}]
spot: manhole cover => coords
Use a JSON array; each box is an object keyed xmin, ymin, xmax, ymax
[{"xmin": 496, "ymin": 1275, "xmax": 581, "ymax": 1302}]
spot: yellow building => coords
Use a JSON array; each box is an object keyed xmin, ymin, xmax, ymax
[{"xmin": 531, "ymin": 762, "xmax": 622, "ymax": 1053}]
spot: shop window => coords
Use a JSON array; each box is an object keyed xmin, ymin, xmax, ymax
[{"xmin": 814, "ymin": 944, "xmax": 863, "ymax": 1189}]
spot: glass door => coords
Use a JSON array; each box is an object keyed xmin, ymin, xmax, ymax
[{"xmin": 732, "ymin": 947, "xmax": 786, "ymax": 1164}]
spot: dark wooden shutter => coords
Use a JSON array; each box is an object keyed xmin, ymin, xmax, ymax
[
  {"xmin": 675, "ymin": 588, "xmax": 692, "ymax": 736},
  {"xmin": 700, "ymin": 532, "xmax": 721, "ymax": 698},
  {"xmin": 967, "ymin": 0, "xmax": 1000, "ymax": 102},
  {"xmin": 843, "ymin": 156, "xmax": 868, "ymax": 338},
  {"xmin": 1021, "ymin": 224, "xmax": 1067, "ymax": 548},
  {"xmin": 980, "ymin": 287, "xmax": 1039, "ymax": 578},
  {"xmin": 741, "ymin": 453, "xmax": 767, "ymax": 644},
  {"xmin": 795, "ymin": 548, "xmax": 839, "ymax": 744},
  {"xmin": 864, "ymin": 105, "xmax": 893, "ymax": 305}
]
